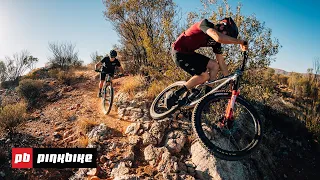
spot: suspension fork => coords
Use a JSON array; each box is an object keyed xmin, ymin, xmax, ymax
[{"xmin": 225, "ymin": 90, "xmax": 240, "ymax": 120}]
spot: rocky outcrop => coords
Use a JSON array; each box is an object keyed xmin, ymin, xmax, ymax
[{"xmin": 190, "ymin": 141, "xmax": 249, "ymax": 180}]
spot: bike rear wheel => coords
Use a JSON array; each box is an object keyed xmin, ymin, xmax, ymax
[
  {"xmin": 192, "ymin": 91, "xmax": 262, "ymax": 161},
  {"xmin": 102, "ymin": 83, "xmax": 113, "ymax": 115},
  {"xmin": 150, "ymin": 81, "xmax": 188, "ymax": 120}
]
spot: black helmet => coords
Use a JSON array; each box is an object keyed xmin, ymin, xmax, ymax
[
  {"xmin": 220, "ymin": 17, "xmax": 239, "ymax": 38},
  {"xmin": 110, "ymin": 50, "xmax": 117, "ymax": 58}
]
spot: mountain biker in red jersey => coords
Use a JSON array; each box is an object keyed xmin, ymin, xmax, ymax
[
  {"xmin": 166, "ymin": 17, "xmax": 248, "ymax": 108},
  {"xmin": 95, "ymin": 50, "xmax": 124, "ymax": 97}
]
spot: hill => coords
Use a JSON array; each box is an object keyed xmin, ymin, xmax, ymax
[{"xmin": 0, "ymin": 65, "xmax": 319, "ymax": 180}]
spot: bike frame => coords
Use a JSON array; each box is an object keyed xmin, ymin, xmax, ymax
[{"xmin": 185, "ymin": 51, "xmax": 248, "ymax": 109}]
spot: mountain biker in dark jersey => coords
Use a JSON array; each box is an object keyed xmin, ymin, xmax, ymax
[
  {"xmin": 166, "ymin": 17, "xmax": 248, "ymax": 108},
  {"xmin": 95, "ymin": 50, "xmax": 124, "ymax": 97}
]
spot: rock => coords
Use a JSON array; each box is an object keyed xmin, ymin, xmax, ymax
[
  {"xmin": 131, "ymin": 112, "xmax": 143, "ymax": 121},
  {"xmin": 148, "ymin": 121, "xmax": 169, "ymax": 144},
  {"xmin": 144, "ymin": 145, "xmax": 169, "ymax": 167},
  {"xmin": 55, "ymin": 126, "xmax": 65, "ymax": 131},
  {"xmin": 87, "ymin": 168, "xmax": 98, "ymax": 176},
  {"xmin": 179, "ymin": 174, "xmax": 195, "ymax": 180},
  {"xmin": 123, "ymin": 149, "xmax": 135, "ymax": 161},
  {"xmin": 88, "ymin": 176, "xmax": 100, "ymax": 180},
  {"xmin": 129, "ymin": 100, "xmax": 138, "ymax": 108},
  {"xmin": 128, "ymin": 136, "xmax": 141, "ymax": 146},
  {"xmin": 68, "ymin": 115, "xmax": 77, "ymax": 121},
  {"xmin": 109, "ymin": 142, "xmax": 116, "ymax": 150},
  {"xmin": 69, "ymin": 168, "xmax": 90, "ymax": 180},
  {"xmin": 165, "ymin": 130, "xmax": 186, "ymax": 153},
  {"xmin": 125, "ymin": 123, "xmax": 141, "ymax": 135},
  {"xmin": 124, "ymin": 161, "xmax": 133, "ymax": 168},
  {"xmin": 157, "ymin": 152, "xmax": 179, "ymax": 173},
  {"xmin": 178, "ymin": 162, "xmax": 188, "ymax": 173},
  {"xmin": 111, "ymin": 162, "xmax": 130, "ymax": 178},
  {"xmin": 191, "ymin": 141, "xmax": 248, "ymax": 180},
  {"xmin": 88, "ymin": 123, "xmax": 108, "ymax": 139},
  {"xmin": 187, "ymin": 167, "xmax": 195, "ymax": 176},
  {"xmin": 114, "ymin": 174, "xmax": 140, "ymax": 180},
  {"xmin": 0, "ymin": 171, "xmax": 5, "ymax": 177},
  {"xmin": 142, "ymin": 132, "xmax": 157, "ymax": 146},
  {"xmin": 137, "ymin": 129, "xmax": 144, "ymax": 136},
  {"xmin": 53, "ymin": 132, "xmax": 62, "ymax": 139},
  {"xmin": 114, "ymin": 92, "xmax": 130, "ymax": 105},
  {"xmin": 142, "ymin": 122, "xmax": 152, "ymax": 131},
  {"xmin": 118, "ymin": 108, "xmax": 126, "ymax": 117},
  {"xmin": 134, "ymin": 92, "xmax": 146, "ymax": 99},
  {"xmin": 131, "ymin": 108, "xmax": 142, "ymax": 113},
  {"xmin": 62, "ymin": 86, "xmax": 74, "ymax": 92},
  {"xmin": 162, "ymin": 173, "xmax": 179, "ymax": 180},
  {"xmin": 185, "ymin": 160, "xmax": 196, "ymax": 168}
]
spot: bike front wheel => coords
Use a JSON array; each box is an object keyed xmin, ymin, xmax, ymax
[
  {"xmin": 192, "ymin": 91, "xmax": 262, "ymax": 161},
  {"xmin": 102, "ymin": 84, "xmax": 114, "ymax": 115}
]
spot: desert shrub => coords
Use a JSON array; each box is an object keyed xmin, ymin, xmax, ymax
[
  {"xmin": 0, "ymin": 102, "xmax": 26, "ymax": 132},
  {"xmin": 17, "ymin": 79, "xmax": 43, "ymax": 107},
  {"xmin": 1, "ymin": 78, "xmax": 20, "ymax": 89},
  {"xmin": 23, "ymin": 68, "xmax": 49, "ymax": 80},
  {"xmin": 57, "ymin": 71, "xmax": 76, "ymax": 85},
  {"xmin": 119, "ymin": 75, "xmax": 147, "ymax": 95},
  {"xmin": 48, "ymin": 68, "xmax": 61, "ymax": 79},
  {"xmin": 76, "ymin": 118, "xmax": 98, "ymax": 134}
]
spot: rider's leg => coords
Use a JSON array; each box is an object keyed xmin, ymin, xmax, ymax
[
  {"xmin": 184, "ymin": 72, "xmax": 210, "ymax": 89},
  {"xmin": 173, "ymin": 72, "xmax": 210, "ymax": 97},
  {"xmin": 98, "ymin": 73, "xmax": 106, "ymax": 97},
  {"xmin": 207, "ymin": 60, "xmax": 220, "ymax": 82},
  {"xmin": 205, "ymin": 59, "xmax": 219, "ymax": 93}
]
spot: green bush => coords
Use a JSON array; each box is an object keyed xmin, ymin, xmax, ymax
[
  {"xmin": 17, "ymin": 79, "xmax": 43, "ymax": 107},
  {"xmin": 1, "ymin": 78, "xmax": 20, "ymax": 89},
  {"xmin": 0, "ymin": 102, "xmax": 26, "ymax": 132}
]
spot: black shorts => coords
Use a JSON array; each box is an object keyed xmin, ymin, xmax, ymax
[
  {"xmin": 171, "ymin": 50, "xmax": 210, "ymax": 76},
  {"xmin": 100, "ymin": 72, "xmax": 114, "ymax": 81}
]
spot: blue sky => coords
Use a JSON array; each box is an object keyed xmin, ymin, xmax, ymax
[{"xmin": 0, "ymin": 0, "xmax": 319, "ymax": 73}]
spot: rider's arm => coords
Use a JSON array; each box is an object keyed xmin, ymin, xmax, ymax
[
  {"xmin": 216, "ymin": 54, "xmax": 229, "ymax": 76},
  {"xmin": 95, "ymin": 62, "xmax": 102, "ymax": 70},
  {"xmin": 200, "ymin": 19, "xmax": 245, "ymax": 45}
]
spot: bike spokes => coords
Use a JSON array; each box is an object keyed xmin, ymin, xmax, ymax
[{"xmin": 199, "ymin": 97, "xmax": 257, "ymax": 152}]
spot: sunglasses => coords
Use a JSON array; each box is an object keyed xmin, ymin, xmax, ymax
[{"xmin": 219, "ymin": 22, "xmax": 229, "ymax": 35}]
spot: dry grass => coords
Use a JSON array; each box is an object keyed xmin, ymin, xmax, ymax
[
  {"xmin": 146, "ymin": 80, "xmax": 169, "ymax": 99},
  {"xmin": 77, "ymin": 136, "xmax": 89, "ymax": 147},
  {"xmin": 76, "ymin": 118, "xmax": 99, "ymax": 134},
  {"xmin": 118, "ymin": 75, "xmax": 147, "ymax": 95},
  {"xmin": 0, "ymin": 102, "xmax": 27, "ymax": 132}
]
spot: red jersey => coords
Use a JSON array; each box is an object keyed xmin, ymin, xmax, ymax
[{"xmin": 172, "ymin": 19, "xmax": 222, "ymax": 54}]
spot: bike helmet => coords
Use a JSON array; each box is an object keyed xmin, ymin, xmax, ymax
[
  {"xmin": 110, "ymin": 50, "xmax": 117, "ymax": 58},
  {"xmin": 219, "ymin": 17, "xmax": 239, "ymax": 38}
]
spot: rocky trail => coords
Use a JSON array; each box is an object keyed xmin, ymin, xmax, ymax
[{"xmin": 0, "ymin": 67, "xmax": 319, "ymax": 180}]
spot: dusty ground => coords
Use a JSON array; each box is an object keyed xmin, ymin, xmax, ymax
[{"xmin": 0, "ymin": 68, "xmax": 133, "ymax": 180}]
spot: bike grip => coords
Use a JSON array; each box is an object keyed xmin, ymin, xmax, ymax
[{"xmin": 243, "ymin": 41, "xmax": 248, "ymax": 45}]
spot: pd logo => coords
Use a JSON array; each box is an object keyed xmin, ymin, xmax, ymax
[{"xmin": 12, "ymin": 148, "xmax": 33, "ymax": 168}]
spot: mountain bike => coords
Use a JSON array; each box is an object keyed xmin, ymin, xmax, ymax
[
  {"xmin": 96, "ymin": 70, "xmax": 114, "ymax": 115},
  {"xmin": 150, "ymin": 51, "xmax": 262, "ymax": 161}
]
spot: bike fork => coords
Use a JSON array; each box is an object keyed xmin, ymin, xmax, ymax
[{"xmin": 225, "ymin": 90, "xmax": 240, "ymax": 120}]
